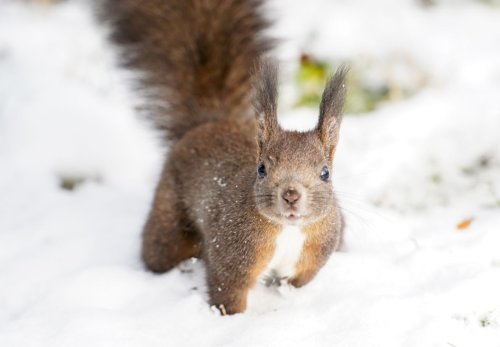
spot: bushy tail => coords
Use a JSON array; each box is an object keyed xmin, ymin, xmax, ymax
[{"xmin": 102, "ymin": 0, "xmax": 272, "ymax": 142}]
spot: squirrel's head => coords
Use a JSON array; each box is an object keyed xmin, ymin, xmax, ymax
[{"xmin": 252, "ymin": 60, "xmax": 347, "ymax": 226}]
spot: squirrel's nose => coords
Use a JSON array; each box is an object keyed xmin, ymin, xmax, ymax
[{"xmin": 282, "ymin": 188, "xmax": 301, "ymax": 206}]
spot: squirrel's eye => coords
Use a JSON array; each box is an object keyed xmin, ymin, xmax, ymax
[
  {"xmin": 257, "ymin": 163, "xmax": 267, "ymax": 178},
  {"xmin": 320, "ymin": 166, "xmax": 329, "ymax": 181}
]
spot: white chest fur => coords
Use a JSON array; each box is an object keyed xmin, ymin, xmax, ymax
[{"xmin": 259, "ymin": 225, "xmax": 306, "ymax": 285}]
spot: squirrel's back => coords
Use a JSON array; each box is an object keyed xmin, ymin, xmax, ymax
[{"xmin": 102, "ymin": 0, "xmax": 272, "ymax": 142}]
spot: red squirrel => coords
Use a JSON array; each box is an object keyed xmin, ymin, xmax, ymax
[{"xmin": 103, "ymin": 0, "xmax": 346, "ymax": 314}]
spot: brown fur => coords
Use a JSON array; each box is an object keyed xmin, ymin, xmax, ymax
[
  {"xmin": 101, "ymin": 0, "xmax": 272, "ymax": 142},
  {"xmin": 103, "ymin": 0, "xmax": 347, "ymax": 314}
]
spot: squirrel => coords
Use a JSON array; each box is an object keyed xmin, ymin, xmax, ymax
[{"xmin": 102, "ymin": 0, "xmax": 346, "ymax": 315}]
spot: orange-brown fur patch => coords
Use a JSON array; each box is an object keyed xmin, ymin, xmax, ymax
[{"xmin": 290, "ymin": 215, "xmax": 342, "ymax": 287}]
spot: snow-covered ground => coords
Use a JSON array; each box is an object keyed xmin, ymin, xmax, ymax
[{"xmin": 1, "ymin": 0, "xmax": 500, "ymax": 346}]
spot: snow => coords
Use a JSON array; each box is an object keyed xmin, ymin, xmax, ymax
[
  {"xmin": 1, "ymin": 0, "xmax": 500, "ymax": 346},
  {"xmin": 258, "ymin": 225, "xmax": 305, "ymax": 287}
]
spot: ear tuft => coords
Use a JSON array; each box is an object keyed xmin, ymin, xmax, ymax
[
  {"xmin": 318, "ymin": 65, "xmax": 348, "ymax": 131},
  {"xmin": 317, "ymin": 65, "xmax": 348, "ymax": 160},
  {"xmin": 253, "ymin": 59, "xmax": 280, "ymax": 154}
]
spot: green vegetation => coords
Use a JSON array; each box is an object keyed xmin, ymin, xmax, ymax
[
  {"xmin": 345, "ymin": 71, "xmax": 392, "ymax": 114},
  {"xmin": 59, "ymin": 174, "xmax": 100, "ymax": 191},
  {"xmin": 294, "ymin": 54, "xmax": 418, "ymax": 114},
  {"xmin": 59, "ymin": 176, "xmax": 86, "ymax": 191},
  {"xmin": 480, "ymin": 316, "xmax": 491, "ymax": 327},
  {"xmin": 295, "ymin": 54, "xmax": 330, "ymax": 108}
]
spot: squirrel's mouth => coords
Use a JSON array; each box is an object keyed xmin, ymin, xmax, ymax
[{"xmin": 284, "ymin": 212, "xmax": 302, "ymax": 222}]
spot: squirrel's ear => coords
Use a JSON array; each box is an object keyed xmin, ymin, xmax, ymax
[
  {"xmin": 253, "ymin": 59, "xmax": 280, "ymax": 155},
  {"xmin": 316, "ymin": 65, "xmax": 348, "ymax": 162}
]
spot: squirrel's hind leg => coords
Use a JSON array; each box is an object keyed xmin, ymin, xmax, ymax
[{"xmin": 141, "ymin": 176, "xmax": 202, "ymax": 273}]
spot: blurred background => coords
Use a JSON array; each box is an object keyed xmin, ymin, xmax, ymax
[{"xmin": 1, "ymin": 0, "xmax": 500, "ymax": 346}]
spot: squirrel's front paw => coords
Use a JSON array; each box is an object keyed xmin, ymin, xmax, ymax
[
  {"xmin": 212, "ymin": 301, "xmax": 245, "ymax": 316},
  {"xmin": 288, "ymin": 273, "xmax": 314, "ymax": 288},
  {"xmin": 210, "ymin": 289, "xmax": 247, "ymax": 315}
]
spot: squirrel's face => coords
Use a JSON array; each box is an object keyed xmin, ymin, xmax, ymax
[
  {"xmin": 253, "ymin": 132, "xmax": 336, "ymax": 226},
  {"xmin": 252, "ymin": 61, "xmax": 347, "ymax": 226}
]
